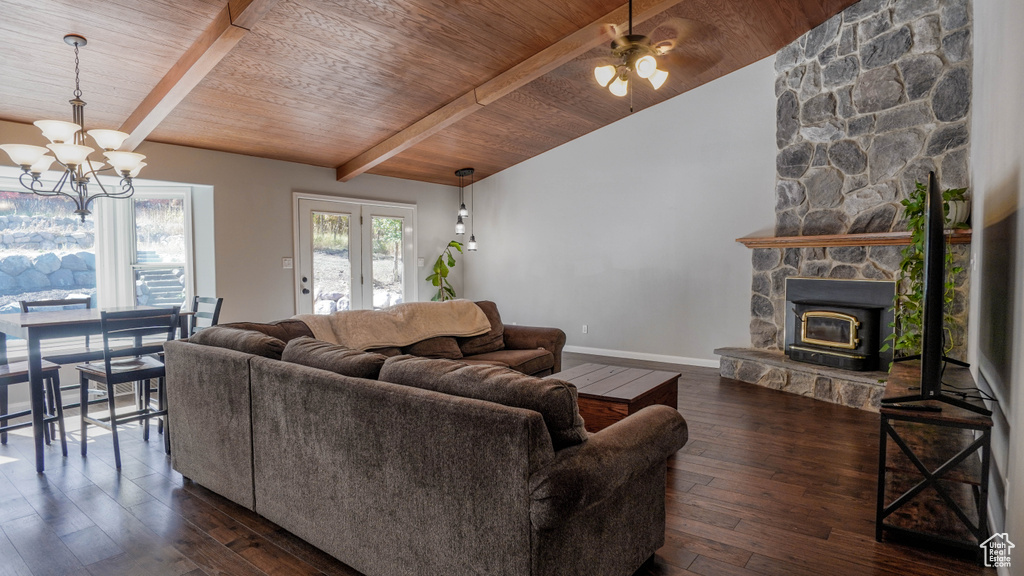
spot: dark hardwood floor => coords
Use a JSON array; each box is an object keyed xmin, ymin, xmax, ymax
[{"xmin": 0, "ymin": 353, "xmax": 994, "ymax": 576}]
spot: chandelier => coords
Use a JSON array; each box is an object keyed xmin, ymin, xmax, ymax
[
  {"xmin": 0, "ymin": 34, "xmax": 146, "ymax": 222},
  {"xmin": 593, "ymin": 0, "xmax": 669, "ymax": 97}
]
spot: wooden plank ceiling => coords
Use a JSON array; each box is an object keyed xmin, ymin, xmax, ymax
[{"xmin": 0, "ymin": 0, "xmax": 857, "ymax": 187}]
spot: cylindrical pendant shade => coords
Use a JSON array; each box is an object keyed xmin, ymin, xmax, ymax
[
  {"xmin": 34, "ymin": 120, "xmax": 81, "ymax": 143},
  {"xmin": 455, "ymin": 216, "xmax": 465, "ymax": 235},
  {"xmin": 467, "ymin": 235, "xmax": 477, "ymax": 251},
  {"xmin": 1, "ymin": 144, "xmax": 49, "ymax": 167}
]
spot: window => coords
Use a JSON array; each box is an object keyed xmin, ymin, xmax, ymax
[{"xmin": 0, "ymin": 167, "xmax": 196, "ymax": 354}]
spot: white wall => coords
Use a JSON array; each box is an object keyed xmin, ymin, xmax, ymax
[
  {"xmin": 463, "ymin": 58, "xmax": 777, "ymax": 366},
  {"xmin": 970, "ymin": 0, "xmax": 1024, "ymax": 568},
  {"xmin": 0, "ymin": 119, "xmax": 460, "ymax": 323}
]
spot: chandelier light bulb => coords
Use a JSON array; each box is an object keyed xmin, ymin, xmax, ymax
[
  {"xmin": 467, "ymin": 235, "xmax": 477, "ymax": 251},
  {"xmin": 103, "ymin": 150, "xmax": 146, "ymax": 174},
  {"xmin": 635, "ymin": 55, "xmax": 657, "ymax": 78},
  {"xmin": 88, "ymin": 129, "xmax": 130, "ymax": 151},
  {"xmin": 29, "ymin": 155, "xmax": 56, "ymax": 175},
  {"xmin": 455, "ymin": 215, "xmax": 465, "ymax": 235},
  {"xmin": 594, "ymin": 65, "xmax": 617, "ymax": 87},
  {"xmin": 46, "ymin": 143, "xmax": 94, "ymax": 166},
  {"xmin": 34, "ymin": 120, "xmax": 81, "ymax": 143},
  {"xmin": 609, "ymin": 75, "xmax": 629, "ymax": 97},
  {"xmin": 0, "ymin": 144, "xmax": 49, "ymax": 167},
  {"xmin": 648, "ymin": 68, "xmax": 669, "ymax": 90}
]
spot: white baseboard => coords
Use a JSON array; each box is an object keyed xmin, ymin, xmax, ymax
[{"xmin": 562, "ymin": 345, "xmax": 719, "ymax": 368}]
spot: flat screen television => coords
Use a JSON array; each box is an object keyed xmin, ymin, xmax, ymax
[{"xmin": 881, "ymin": 171, "xmax": 990, "ymax": 415}]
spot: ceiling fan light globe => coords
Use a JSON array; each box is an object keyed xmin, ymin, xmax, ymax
[
  {"xmin": 0, "ymin": 144, "xmax": 49, "ymax": 168},
  {"xmin": 635, "ymin": 55, "xmax": 657, "ymax": 78},
  {"xmin": 649, "ymin": 68, "xmax": 669, "ymax": 90},
  {"xmin": 609, "ymin": 75, "xmax": 629, "ymax": 97},
  {"xmin": 33, "ymin": 120, "xmax": 81, "ymax": 143},
  {"xmin": 594, "ymin": 65, "xmax": 616, "ymax": 87},
  {"xmin": 46, "ymin": 143, "xmax": 94, "ymax": 166}
]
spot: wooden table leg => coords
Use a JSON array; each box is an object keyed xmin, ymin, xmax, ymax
[{"xmin": 27, "ymin": 332, "xmax": 45, "ymax": 473}]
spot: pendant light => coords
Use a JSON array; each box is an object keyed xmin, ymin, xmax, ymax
[
  {"xmin": 455, "ymin": 168, "xmax": 473, "ymax": 235},
  {"xmin": 466, "ymin": 169, "xmax": 477, "ymax": 251}
]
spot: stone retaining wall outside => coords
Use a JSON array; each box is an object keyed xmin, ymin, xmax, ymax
[{"xmin": 0, "ymin": 251, "xmax": 96, "ymax": 295}]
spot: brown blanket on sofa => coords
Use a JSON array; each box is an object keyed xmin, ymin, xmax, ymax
[{"xmin": 293, "ymin": 300, "xmax": 490, "ymax": 350}]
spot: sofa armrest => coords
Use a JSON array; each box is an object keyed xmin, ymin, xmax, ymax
[
  {"xmin": 528, "ymin": 405, "xmax": 687, "ymax": 530},
  {"xmin": 502, "ymin": 324, "xmax": 566, "ymax": 373}
]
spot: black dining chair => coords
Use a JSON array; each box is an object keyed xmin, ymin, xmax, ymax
[
  {"xmin": 76, "ymin": 306, "xmax": 180, "ymax": 469},
  {"xmin": 20, "ymin": 297, "xmax": 102, "ymax": 436},
  {"xmin": 0, "ymin": 351, "xmax": 66, "ymax": 455},
  {"xmin": 188, "ymin": 296, "xmax": 224, "ymax": 336}
]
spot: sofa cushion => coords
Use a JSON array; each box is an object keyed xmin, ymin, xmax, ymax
[
  {"xmin": 457, "ymin": 301, "xmax": 505, "ymax": 356},
  {"xmin": 282, "ymin": 337, "xmax": 388, "ymax": 380},
  {"xmin": 379, "ymin": 356, "xmax": 587, "ymax": 450},
  {"xmin": 463, "ymin": 348, "xmax": 553, "ymax": 376},
  {"xmin": 402, "ymin": 336, "xmax": 463, "ymax": 359},
  {"xmin": 366, "ymin": 346, "xmax": 403, "ymax": 357},
  {"xmin": 219, "ymin": 319, "xmax": 313, "ymax": 343},
  {"xmin": 189, "ymin": 326, "xmax": 286, "ymax": 360}
]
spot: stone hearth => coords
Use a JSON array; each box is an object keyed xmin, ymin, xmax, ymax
[{"xmin": 716, "ymin": 347, "xmax": 887, "ymax": 411}]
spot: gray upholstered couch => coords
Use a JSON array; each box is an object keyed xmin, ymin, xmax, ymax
[{"xmin": 164, "ymin": 327, "xmax": 687, "ymax": 576}]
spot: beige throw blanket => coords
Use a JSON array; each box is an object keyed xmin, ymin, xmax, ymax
[{"xmin": 293, "ymin": 299, "xmax": 490, "ymax": 350}]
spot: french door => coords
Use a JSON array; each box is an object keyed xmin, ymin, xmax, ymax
[{"xmin": 295, "ymin": 196, "xmax": 415, "ymax": 314}]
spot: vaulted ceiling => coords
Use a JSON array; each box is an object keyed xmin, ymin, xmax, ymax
[{"xmin": 0, "ymin": 0, "xmax": 856, "ymax": 186}]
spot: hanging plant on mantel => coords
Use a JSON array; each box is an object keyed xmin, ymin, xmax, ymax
[{"xmin": 881, "ymin": 181, "xmax": 969, "ymax": 361}]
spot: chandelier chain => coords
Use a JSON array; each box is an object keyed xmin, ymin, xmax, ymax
[{"xmin": 73, "ymin": 42, "xmax": 82, "ymax": 99}]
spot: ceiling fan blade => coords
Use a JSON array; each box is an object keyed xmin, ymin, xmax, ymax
[{"xmin": 659, "ymin": 49, "xmax": 721, "ymax": 77}]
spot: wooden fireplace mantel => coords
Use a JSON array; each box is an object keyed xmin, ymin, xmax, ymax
[{"xmin": 736, "ymin": 229, "xmax": 972, "ymax": 249}]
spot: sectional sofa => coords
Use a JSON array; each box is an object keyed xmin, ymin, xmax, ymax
[{"xmin": 163, "ymin": 304, "xmax": 688, "ymax": 576}]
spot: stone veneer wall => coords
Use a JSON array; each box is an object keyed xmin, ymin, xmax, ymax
[{"xmin": 752, "ymin": 0, "xmax": 972, "ymax": 359}]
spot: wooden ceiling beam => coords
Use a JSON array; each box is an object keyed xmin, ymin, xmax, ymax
[
  {"xmin": 119, "ymin": 0, "xmax": 279, "ymax": 150},
  {"xmin": 335, "ymin": 0, "xmax": 685, "ymax": 182}
]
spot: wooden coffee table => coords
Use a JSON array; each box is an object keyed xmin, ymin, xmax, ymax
[{"xmin": 550, "ymin": 363, "xmax": 679, "ymax": 432}]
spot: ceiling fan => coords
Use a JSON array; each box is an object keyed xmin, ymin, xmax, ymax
[{"xmin": 593, "ymin": 1, "xmax": 712, "ymax": 98}]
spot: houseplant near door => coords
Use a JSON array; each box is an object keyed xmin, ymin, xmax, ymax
[
  {"xmin": 882, "ymin": 181, "xmax": 968, "ymax": 360},
  {"xmin": 426, "ymin": 240, "xmax": 463, "ymax": 301}
]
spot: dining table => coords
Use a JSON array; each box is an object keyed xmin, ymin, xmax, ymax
[{"xmin": 0, "ymin": 306, "xmax": 189, "ymax": 473}]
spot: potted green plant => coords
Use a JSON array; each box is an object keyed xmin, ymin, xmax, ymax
[
  {"xmin": 882, "ymin": 182, "xmax": 968, "ymax": 360},
  {"xmin": 426, "ymin": 240, "xmax": 463, "ymax": 301}
]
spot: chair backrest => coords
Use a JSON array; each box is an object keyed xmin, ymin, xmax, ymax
[
  {"xmin": 20, "ymin": 297, "xmax": 94, "ymax": 347},
  {"xmin": 98, "ymin": 307, "xmax": 181, "ymax": 378},
  {"xmin": 19, "ymin": 297, "xmax": 92, "ymax": 313},
  {"xmin": 189, "ymin": 296, "xmax": 224, "ymax": 336}
]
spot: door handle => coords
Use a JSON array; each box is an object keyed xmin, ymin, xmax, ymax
[{"xmin": 302, "ymin": 288, "xmax": 310, "ymax": 294}]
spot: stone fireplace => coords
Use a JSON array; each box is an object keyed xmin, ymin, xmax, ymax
[{"xmin": 717, "ymin": 0, "xmax": 972, "ymax": 411}]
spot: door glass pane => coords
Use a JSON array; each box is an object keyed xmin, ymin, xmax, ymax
[
  {"xmin": 371, "ymin": 216, "xmax": 403, "ymax": 309},
  {"xmin": 312, "ymin": 211, "xmax": 351, "ymax": 314}
]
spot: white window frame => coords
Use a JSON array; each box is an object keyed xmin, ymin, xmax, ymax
[{"xmin": 292, "ymin": 191, "xmax": 417, "ymax": 313}]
